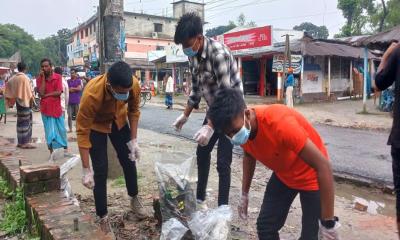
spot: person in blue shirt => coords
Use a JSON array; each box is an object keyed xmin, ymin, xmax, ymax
[{"xmin": 285, "ymin": 68, "xmax": 294, "ymax": 108}]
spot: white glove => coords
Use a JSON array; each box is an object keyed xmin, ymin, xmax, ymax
[
  {"xmin": 193, "ymin": 125, "xmax": 214, "ymax": 146},
  {"xmin": 127, "ymin": 139, "xmax": 140, "ymax": 162},
  {"xmin": 319, "ymin": 220, "xmax": 341, "ymax": 240},
  {"xmin": 173, "ymin": 114, "xmax": 188, "ymax": 132},
  {"xmin": 238, "ymin": 193, "xmax": 249, "ymax": 220},
  {"xmin": 82, "ymin": 168, "xmax": 94, "ymax": 190}
]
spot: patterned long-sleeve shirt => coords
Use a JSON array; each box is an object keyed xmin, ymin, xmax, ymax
[{"xmin": 187, "ymin": 36, "xmax": 243, "ymax": 109}]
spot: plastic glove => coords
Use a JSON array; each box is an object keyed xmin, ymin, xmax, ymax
[
  {"xmin": 82, "ymin": 168, "xmax": 94, "ymax": 190},
  {"xmin": 238, "ymin": 193, "xmax": 249, "ymax": 220},
  {"xmin": 193, "ymin": 125, "xmax": 214, "ymax": 146},
  {"xmin": 173, "ymin": 114, "xmax": 188, "ymax": 132},
  {"xmin": 319, "ymin": 221, "xmax": 341, "ymax": 240},
  {"xmin": 127, "ymin": 139, "xmax": 140, "ymax": 162}
]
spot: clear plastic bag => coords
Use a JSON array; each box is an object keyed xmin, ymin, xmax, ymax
[
  {"xmin": 160, "ymin": 218, "xmax": 189, "ymax": 240},
  {"xmin": 154, "ymin": 151, "xmax": 196, "ymax": 238},
  {"xmin": 49, "ymin": 148, "xmax": 65, "ymax": 163},
  {"xmin": 188, "ymin": 205, "xmax": 232, "ymax": 240},
  {"xmin": 59, "ymin": 155, "xmax": 80, "ymax": 203}
]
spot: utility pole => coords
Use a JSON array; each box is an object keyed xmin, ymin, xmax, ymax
[
  {"xmin": 99, "ymin": 0, "xmax": 125, "ymax": 179},
  {"xmin": 99, "ymin": 0, "xmax": 125, "ymax": 73},
  {"xmin": 281, "ymin": 34, "xmax": 293, "ymax": 100}
]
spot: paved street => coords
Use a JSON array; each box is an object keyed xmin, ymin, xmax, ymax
[{"xmin": 139, "ymin": 105, "xmax": 393, "ymax": 187}]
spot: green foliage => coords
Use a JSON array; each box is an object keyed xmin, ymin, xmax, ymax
[
  {"xmin": 0, "ymin": 177, "xmax": 13, "ymax": 199},
  {"xmin": 205, "ymin": 13, "xmax": 256, "ymax": 38},
  {"xmin": 293, "ymin": 22, "xmax": 330, "ymax": 39},
  {"xmin": 337, "ymin": 0, "xmax": 400, "ymax": 36},
  {"xmin": 0, "ymin": 24, "xmax": 71, "ymax": 75},
  {"xmin": 0, "ymin": 186, "xmax": 27, "ymax": 235},
  {"xmin": 112, "ymin": 176, "xmax": 126, "ymax": 187}
]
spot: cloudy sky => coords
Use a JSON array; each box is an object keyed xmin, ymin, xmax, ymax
[{"xmin": 0, "ymin": 0, "xmax": 346, "ymax": 39}]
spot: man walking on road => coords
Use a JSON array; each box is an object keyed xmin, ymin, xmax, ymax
[
  {"xmin": 6, "ymin": 62, "xmax": 36, "ymax": 149},
  {"xmin": 77, "ymin": 61, "xmax": 145, "ymax": 234},
  {"xmin": 36, "ymin": 59, "xmax": 68, "ymax": 154},
  {"xmin": 67, "ymin": 69, "xmax": 82, "ymax": 132},
  {"xmin": 172, "ymin": 13, "xmax": 242, "ymax": 207},
  {"xmin": 375, "ymin": 42, "xmax": 400, "ymax": 236},
  {"xmin": 165, "ymin": 73, "xmax": 174, "ymax": 109},
  {"xmin": 208, "ymin": 88, "xmax": 340, "ymax": 240},
  {"xmin": 285, "ymin": 67, "xmax": 294, "ymax": 108}
]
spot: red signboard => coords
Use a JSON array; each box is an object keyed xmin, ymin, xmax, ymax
[{"xmin": 223, "ymin": 26, "xmax": 272, "ymax": 51}]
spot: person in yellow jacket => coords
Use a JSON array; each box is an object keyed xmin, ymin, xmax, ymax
[{"xmin": 76, "ymin": 61, "xmax": 145, "ymax": 233}]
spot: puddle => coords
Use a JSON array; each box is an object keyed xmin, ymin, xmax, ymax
[{"xmin": 335, "ymin": 182, "xmax": 395, "ymax": 217}]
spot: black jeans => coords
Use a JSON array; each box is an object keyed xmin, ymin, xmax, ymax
[
  {"xmin": 257, "ymin": 173, "xmax": 321, "ymax": 240},
  {"xmin": 196, "ymin": 119, "xmax": 233, "ymax": 206},
  {"xmin": 89, "ymin": 123, "xmax": 139, "ymax": 217},
  {"xmin": 391, "ymin": 146, "xmax": 400, "ymax": 222}
]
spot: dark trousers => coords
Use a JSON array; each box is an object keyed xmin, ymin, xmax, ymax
[
  {"xmin": 89, "ymin": 123, "xmax": 139, "ymax": 217},
  {"xmin": 196, "ymin": 119, "xmax": 233, "ymax": 206},
  {"xmin": 67, "ymin": 104, "xmax": 79, "ymax": 130},
  {"xmin": 257, "ymin": 173, "xmax": 321, "ymax": 240},
  {"xmin": 391, "ymin": 146, "xmax": 400, "ymax": 222}
]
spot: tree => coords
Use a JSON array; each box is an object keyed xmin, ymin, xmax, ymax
[
  {"xmin": 237, "ymin": 13, "xmax": 257, "ymax": 27},
  {"xmin": 337, "ymin": 0, "xmax": 373, "ymax": 36},
  {"xmin": 293, "ymin": 22, "xmax": 329, "ymax": 39},
  {"xmin": 40, "ymin": 28, "xmax": 72, "ymax": 66},
  {"xmin": 205, "ymin": 21, "xmax": 237, "ymax": 37},
  {"xmin": 205, "ymin": 13, "xmax": 256, "ymax": 38},
  {"xmin": 0, "ymin": 24, "xmax": 46, "ymax": 75}
]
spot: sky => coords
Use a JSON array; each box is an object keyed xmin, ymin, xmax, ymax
[{"xmin": 0, "ymin": 0, "xmax": 347, "ymax": 39}]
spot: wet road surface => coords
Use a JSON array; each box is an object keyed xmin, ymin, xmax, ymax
[{"xmin": 138, "ymin": 105, "xmax": 392, "ymax": 186}]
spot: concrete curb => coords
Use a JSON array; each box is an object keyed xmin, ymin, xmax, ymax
[{"xmin": 0, "ymin": 137, "xmax": 112, "ymax": 240}]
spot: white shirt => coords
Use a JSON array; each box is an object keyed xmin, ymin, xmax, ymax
[
  {"xmin": 61, "ymin": 77, "xmax": 69, "ymax": 112},
  {"xmin": 166, "ymin": 76, "xmax": 174, "ymax": 93}
]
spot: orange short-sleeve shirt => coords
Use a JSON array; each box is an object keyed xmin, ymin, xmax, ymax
[{"xmin": 241, "ymin": 105, "xmax": 329, "ymax": 191}]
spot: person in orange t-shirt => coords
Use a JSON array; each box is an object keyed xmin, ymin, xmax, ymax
[{"xmin": 207, "ymin": 88, "xmax": 340, "ymax": 240}]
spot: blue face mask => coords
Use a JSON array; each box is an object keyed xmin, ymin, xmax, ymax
[
  {"xmin": 112, "ymin": 91, "xmax": 129, "ymax": 101},
  {"xmin": 229, "ymin": 115, "xmax": 251, "ymax": 146},
  {"xmin": 183, "ymin": 38, "xmax": 199, "ymax": 57},
  {"xmin": 108, "ymin": 83, "xmax": 130, "ymax": 101}
]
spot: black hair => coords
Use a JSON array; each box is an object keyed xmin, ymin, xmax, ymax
[
  {"xmin": 107, "ymin": 61, "xmax": 133, "ymax": 88},
  {"xmin": 17, "ymin": 62, "xmax": 27, "ymax": 72},
  {"xmin": 40, "ymin": 58, "xmax": 52, "ymax": 66},
  {"xmin": 174, "ymin": 12, "xmax": 203, "ymax": 44},
  {"xmin": 54, "ymin": 66, "xmax": 62, "ymax": 75},
  {"xmin": 207, "ymin": 88, "xmax": 246, "ymax": 132},
  {"xmin": 70, "ymin": 69, "xmax": 76, "ymax": 73}
]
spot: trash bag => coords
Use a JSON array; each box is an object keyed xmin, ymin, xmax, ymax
[
  {"xmin": 188, "ymin": 205, "xmax": 232, "ymax": 240},
  {"xmin": 160, "ymin": 218, "xmax": 189, "ymax": 240},
  {"xmin": 155, "ymin": 151, "xmax": 197, "ymax": 239}
]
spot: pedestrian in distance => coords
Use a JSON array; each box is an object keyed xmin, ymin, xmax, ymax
[
  {"xmin": 285, "ymin": 67, "xmax": 294, "ymax": 108},
  {"xmin": 208, "ymin": 88, "xmax": 340, "ymax": 240},
  {"xmin": 172, "ymin": 13, "xmax": 243, "ymax": 209},
  {"xmin": 5, "ymin": 62, "xmax": 36, "ymax": 149},
  {"xmin": 76, "ymin": 61, "xmax": 145, "ymax": 235},
  {"xmin": 374, "ymin": 41, "xmax": 400, "ymax": 237},
  {"xmin": 67, "ymin": 69, "xmax": 82, "ymax": 132},
  {"xmin": 36, "ymin": 59, "xmax": 68, "ymax": 154},
  {"xmin": 165, "ymin": 72, "xmax": 174, "ymax": 109}
]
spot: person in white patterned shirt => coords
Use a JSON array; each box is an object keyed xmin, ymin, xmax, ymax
[{"xmin": 172, "ymin": 13, "xmax": 243, "ymax": 208}]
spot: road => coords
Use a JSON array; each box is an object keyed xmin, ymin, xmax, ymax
[{"xmin": 138, "ymin": 105, "xmax": 393, "ymax": 186}]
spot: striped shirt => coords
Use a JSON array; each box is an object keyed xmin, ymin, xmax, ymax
[{"xmin": 188, "ymin": 36, "xmax": 243, "ymax": 109}]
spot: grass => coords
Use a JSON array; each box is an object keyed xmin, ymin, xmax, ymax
[
  {"xmin": 0, "ymin": 176, "xmax": 39, "ymax": 238},
  {"xmin": 111, "ymin": 173, "xmax": 144, "ymax": 188}
]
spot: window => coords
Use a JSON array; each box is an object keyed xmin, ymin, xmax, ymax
[
  {"xmin": 154, "ymin": 23, "xmax": 163, "ymax": 33},
  {"xmin": 81, "ymin": 30, "xmax": 84, "ymax": 39},
  {"xmin": 156, "ymin": 46, "xmax": 165, "ymax": 51},
  {"xmin": 85, "ymin": 28, "xmax": 89, "ymax": 37},
  {"xmin": 89, "ymin": 25, "xmax": 92, "ymax": 35},
  {"xmin": 93, "ymin": 22, "xmax": 96, "ymax": 33}
]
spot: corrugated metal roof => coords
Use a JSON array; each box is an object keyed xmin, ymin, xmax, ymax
[{"xmin": 355, "ymin": 25, "xmax": 400, "ymax": 49}]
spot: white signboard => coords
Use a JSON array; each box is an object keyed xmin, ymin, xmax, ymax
[
  {"xmin": 272, "ymin": 54, "xmax": 302, "ymax": 74},
  {"xmin": 166, "ymin": 44, "xmax": 188, "ymax": 63}
]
